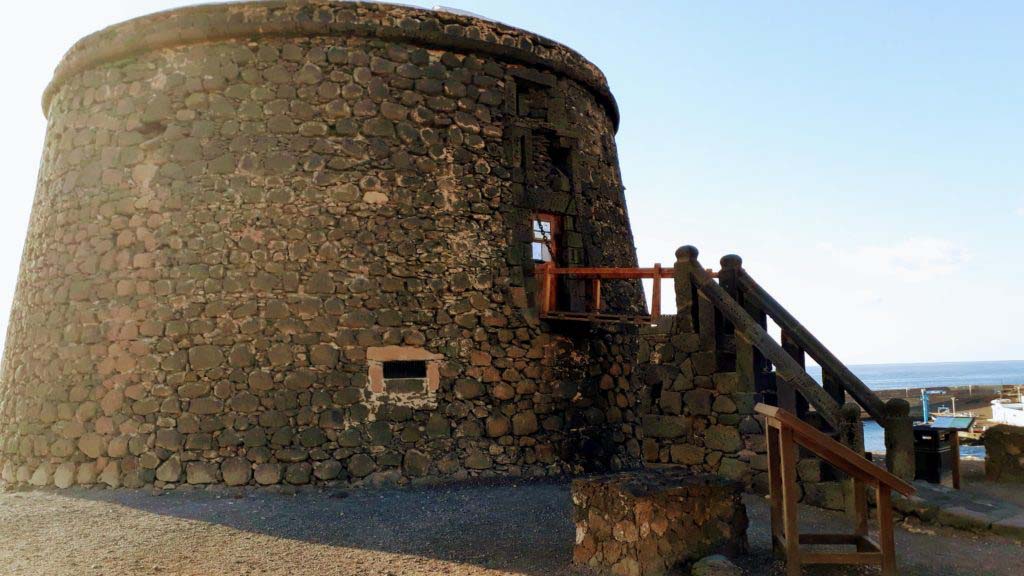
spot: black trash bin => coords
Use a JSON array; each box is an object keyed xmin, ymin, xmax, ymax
[{"xmin": 913, "ymin": 425, "xmax": 953, "ymax": 484}]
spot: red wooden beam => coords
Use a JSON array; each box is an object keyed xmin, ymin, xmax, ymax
[{"xmin": 542, "ymin": 266, "xmax": 670, "ymax": 279}]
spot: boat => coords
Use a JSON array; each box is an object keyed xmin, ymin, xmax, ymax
[{"xmin": 990, "ymin": 399, "xmax": 1024, "ymax": 427}]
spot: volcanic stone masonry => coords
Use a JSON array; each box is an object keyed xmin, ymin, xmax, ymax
[
  {"xmin": 571, "ymin": 469, "xmax": 748, "ymax": 576},
  {"xmin": 636, "ymin": 258, "xmax": 852, "ymax": 512},
  {"xmin": 0, "ymin": 1, "xmax": 648, "ymax": 489},
  {"xmin": 985, "ymin": 425, "xmax": 1024, "ymax": 483}
]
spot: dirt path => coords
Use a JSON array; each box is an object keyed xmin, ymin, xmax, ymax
[{"xmin": 0, "ymin": 480, "xmax": 1020, "ymax": 575}]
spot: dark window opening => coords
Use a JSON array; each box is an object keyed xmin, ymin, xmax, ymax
[
  {"xmin": 383, "ymin": 360, "xmax": 427, "ymax": 379},
  {"xmin": 549, "ymin": 144, "xmax": 572, "ymax": 192},
  {"xmin": 526, "ymin": 130, "xmax": 573, "ymax": 193},
  {"xmin": 516, "ymin": 81, "xmax": 551, "ymax": 120}
]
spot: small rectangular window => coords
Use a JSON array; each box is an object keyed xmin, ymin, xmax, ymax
[
  {"xmin": 383, "ymin": 360, "xmax": 427, "ymax": 379},
  {"xmin": 532, "ymin": 213, "xmax": 560, "ymax": 263}
]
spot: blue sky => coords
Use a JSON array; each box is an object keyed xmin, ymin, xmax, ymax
[{"xmin": 1, "ymin": 1, "xmax": 1021, "ymax": 364}]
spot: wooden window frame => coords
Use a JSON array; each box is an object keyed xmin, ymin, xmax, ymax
[{"xmin": 531, "ymin": 212, "xmax": 561, "ymax": 264}]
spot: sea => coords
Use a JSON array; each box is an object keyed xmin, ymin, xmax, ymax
[{"xmin": 803, "ymin": 360, "xmax": 1024, "ymax": 459}]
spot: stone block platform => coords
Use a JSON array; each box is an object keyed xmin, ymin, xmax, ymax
[
  {"xmin": 985, "ymin": 425, "xmax": 1024, "ymax": 483},
  {"xmin": 571, "ymin": 468, "xmax": 748, "ymax": 576}
]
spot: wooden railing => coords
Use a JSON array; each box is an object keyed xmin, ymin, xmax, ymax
[
  {"xmin": 675, "ymin": 245, "xmax": 915, "ymax": 479},
  {"xmin": 729, "ymin": 260, "xmax": 885, "ymax": 420},
  {"xmin": 535, "ymin": 263, "xmax": 668, "ymax": 325},
  {"xmin": 676, "ymin": 247, "xmax": 843, "ymax": 429},
  {"xmin": 757, "ymin": 404, "xmax": 914, "ymax": 576}
]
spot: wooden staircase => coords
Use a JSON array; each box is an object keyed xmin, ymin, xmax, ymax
[{"xmin": 673, "ymin": 245, "xmax": 917, "ymax": 481}]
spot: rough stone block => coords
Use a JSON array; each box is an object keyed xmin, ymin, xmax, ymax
[
  {"xmin": 188, "ymin": 345, "xmax": 224, "ymax": 370},
  {"xmin": 156, "ymin": 455, "xmax": 182, "ymax": 483},
  {"xmin": 683, "ymin": 389, "xmax": 713, "ymax": 416},
  {"xmin": 669, "ymin": 443, "xmax": 706, "ymax": 466},
  {"xmin": 692, "ymin": 352, "xmax": 717, "ymax": 376},
  {"xmin": 643, "ymin": 415, "xmax": 692, "ymax": 439},
  {"xmin": 659, "ymin": 391, "xmax": 682, "ymax": 415},
  {"xmin": 222, "ymin": 457, "xmax": 252, "ymax": 486},
  {"xmin": 52, "ymin": 464, "xmax": 75, "ymax": 490},
  {"xmin": 985, "ymin": 425, "xmax": 1024, "ymax": 483},
  {"xmin": 704, "ymin": 425, "xmax": 743, "ymax": 453},
  {"xmin": 186, "ymin": 462, "xmax": 219, "ymax": 484},
  {"xmin": 691, "ymin": 554, "xmax": 742, "ymax": 576},
  {"xmin": 572, "ymin": 469, "xmax": 747, "ymax": 576},
  {"xmin": 802, "ymin": 481, "xmax": 846, "ymax": 511},
  {"xmin": 254, "ymin": 463, "xmax": 282, "ymax": 485}
]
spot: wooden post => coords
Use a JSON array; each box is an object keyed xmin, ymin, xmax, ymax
[
  {"xmin": 536, "ymin": 264, "xmax": 547, "ymax": 315},
  {"xmin": 537, "ymin": 263, "xmax": 554, "ymax": 315},
  {"xmin": 767, "ymin": 424, "xmax": 784, "ymax": 558},
  {"xmin": 592, "ymin": 278, "xmax": 601, "ymax": 313},
  {"xmin": 734, "ymin": 332, "xmax": 757, "ymax": 416},
  {"xmin": 546, "ymin": 264, "xmax": 556, "ymax": 314},
  {"xmin": 743, "ymin": 296, "xmax": 773, "ymax": 405},
  {"xmin": 840, "ymin": 402, "xmax": 865, "ymax": 516},
  {"xmin": 780, "ymin": 330, "xmax": 809, "ymax": 419},
  {"xmin": 877, "ymin": 484, "xmax": 896, "ymax": 576},
  {"xmin": 698, "ymin": 288, "xmax": 717, "ymax": 352},
  {"xmin": 780, "ymin": 425, "xmax": 802, "ymax": 576},
  {"xmin": 651, "ymin": 263, "xmax": 662, "ymax": 320},
  {"xmin": 852, "ymin": 477, "xmax": 869, "ymax": 552},
  {"xmin": 883, "ymin": 398, "xmax": 916, "ymax": 482},
  {"xmin": 823, "ymin": 369, "xmax": 846, "ymax": 406}
]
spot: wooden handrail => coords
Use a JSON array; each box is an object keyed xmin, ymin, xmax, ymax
[
  {"xmin": 678, "ymin": 249, "xmax": 843, "ymax": 429},
  {"xmin": 756, "ymin": 404, "xmax": 914, "ymax": 495},
  {"xmin": 538, "ymin": 266, "xmax": 668, "ymax": 279},
  {"xmin": 534, "ymin": 263, "xmax": 667, "ymax": 323},
  {"xmin": 738, "ymin": 269, "xmax": 887, "ymax": 422},
  {"xmin": 758, "ymin": 403, "xmax": 912, "ymax": 576}
]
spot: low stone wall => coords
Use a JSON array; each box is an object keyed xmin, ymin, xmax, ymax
[
  {"xmin": 635, "ymin": 323, "xmax": 762, "ymax": 487},
  {"xmin": 571, "ymin": 468, "xmax": 747, "ymax": 576},
  {"xmin": 985, "ymin": 425, "xmax": 1024, "ymax": 483}
]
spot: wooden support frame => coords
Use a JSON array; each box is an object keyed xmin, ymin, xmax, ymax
[
  {"xmin": 535, "ymin": 264, "xmax": 667, "ymax": 325},
  {"xmin": 757, "ymin": 404, "xmax": 915, "ymax": 576}
]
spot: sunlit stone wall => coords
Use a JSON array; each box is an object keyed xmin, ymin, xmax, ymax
[{"xmin": 0, "ymin": 1, "xmax": 645, "ymax": 489}]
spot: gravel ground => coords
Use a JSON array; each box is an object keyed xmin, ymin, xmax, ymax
[{"xmin": 0, "ymin": 479, "xmax": 1020, "ymax": 575}]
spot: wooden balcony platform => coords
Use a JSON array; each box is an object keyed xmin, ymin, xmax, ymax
[
  {"xmin": 535, "ymin": 263, "xmax": 667, "ymax": 326},
  {"xmin": 540, "ymin": 311, "xmax": 655, "ymax": 325}
]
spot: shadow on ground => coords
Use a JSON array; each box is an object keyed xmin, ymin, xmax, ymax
[
  {"xmin": 51, "ymin": 477, "xmax": 1024, "ymax": 576},
  {"xmin": 65, "ymin": 477, "xmax": 577, "ymax": 575}
]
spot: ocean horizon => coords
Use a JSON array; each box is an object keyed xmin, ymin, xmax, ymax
[
  {"xmin": 804, "ymin": 359, "xmax": 1024, "ymax": 391},
  {"xmin": 802, "ymin": 359, "xmax": 1024, "ymax": 457}
]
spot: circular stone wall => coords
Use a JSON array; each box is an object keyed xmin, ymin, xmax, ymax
[{"xmin": 0, "ymin": 1, "xmax": 644, "ymax": 489}]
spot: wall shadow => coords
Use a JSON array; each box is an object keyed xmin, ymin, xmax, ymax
[{"xmin": 63, "ymin": 477, "xmax": 576, "ymax": 576}]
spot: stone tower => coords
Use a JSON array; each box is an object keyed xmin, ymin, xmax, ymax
[{"xmin": 0, "ymin": 1, "xmax": 644, "ymax": 489}]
